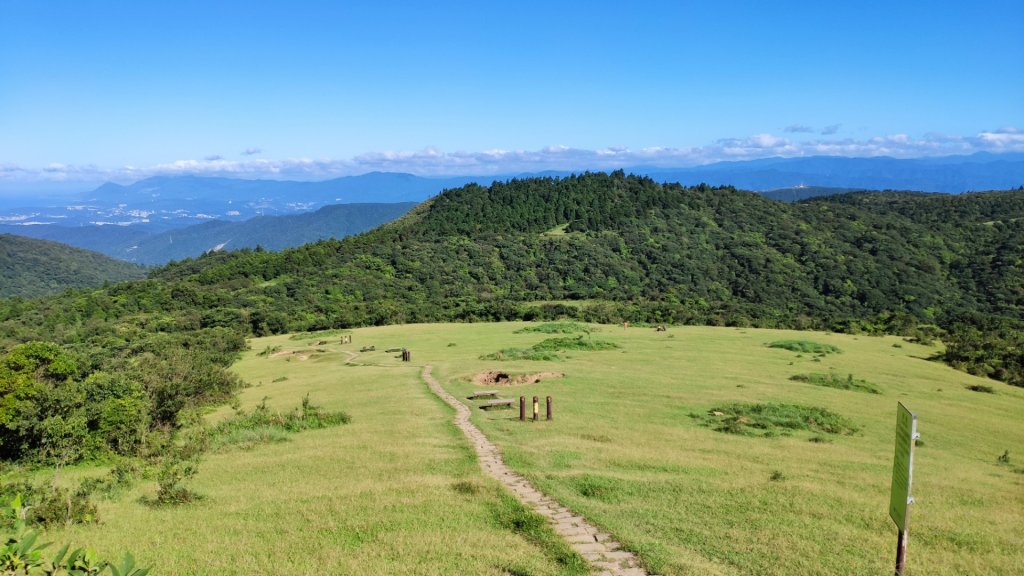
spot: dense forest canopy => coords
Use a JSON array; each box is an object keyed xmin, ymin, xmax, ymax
[
  {"xmin": 0, "ymin": 172, "xmax": 1021, "ymax": 463},
  {"xmin": 0, "ymin": 234, "xmax": 147, "ymax": 298}
]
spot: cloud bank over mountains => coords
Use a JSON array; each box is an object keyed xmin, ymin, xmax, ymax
[{"xmin": 2, "ymin": 128, "xmax": 1022, "ymax": 187}]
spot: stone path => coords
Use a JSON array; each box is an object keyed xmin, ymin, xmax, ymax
[{"xmin": 421, "ymin": 365, "xmax": 651, "ymax": 576}]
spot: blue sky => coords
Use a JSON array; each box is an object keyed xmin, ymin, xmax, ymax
[{"xmin": 1, "ymin": 0, "xmax": 1022, "ymax": 189}]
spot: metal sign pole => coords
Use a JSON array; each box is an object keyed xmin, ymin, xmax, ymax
[
  {"xmin": 895, "ymin": 528, "xmax": 908, "ymax": 575},
  {"xmin": 889, "ymin": 402, "xmax": 918, "ymax": 576}
]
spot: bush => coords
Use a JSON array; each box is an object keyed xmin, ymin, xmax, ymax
[
  {"xmin": 151, "ymin": 456, "xmax": 201, "ymax": 506},
  {"xmin": 0, "ymin": 496, "xmax": 149, "ymax": 575},
  {"xmin": 967, "ymin": 384, "xmax": 995, "ymax": 394},
  {"xmin": 0, "ymin": 482, "xmax": 98, "ymax": 529}
]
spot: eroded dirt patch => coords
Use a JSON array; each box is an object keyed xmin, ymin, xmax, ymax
[
  {"xmin": 473, "ymin": 370, "xmax": 565, "ymax": 386},
  {"xmin": 270, "ymin": 350, "xmax": 313, "ymax": 361}
]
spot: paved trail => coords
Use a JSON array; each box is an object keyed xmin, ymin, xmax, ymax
[{"xmin": 421, "ymin": 365, "xmax": 650, "ymax": 576}]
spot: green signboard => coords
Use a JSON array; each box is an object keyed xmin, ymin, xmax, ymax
[{"xmin": 889, "ymin": 402, "xmax": 917, "ymax": 531}]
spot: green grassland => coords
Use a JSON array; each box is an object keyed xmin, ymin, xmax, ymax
[
  {"xmin": 43, "ymin": 331, "xmax": 586, "ymax": 576},
  {"xmin": 43, "ymin": 323, "xmax": 1024, "ymax": 575}
]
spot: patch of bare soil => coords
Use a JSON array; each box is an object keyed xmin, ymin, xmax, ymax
[
  {"xmin": 270, "ymin": 350, "xmax": 313, "ymax": 361},
  {"xmin": 473, "ymin": 370, "xmax": 565, "ymax": 387}
]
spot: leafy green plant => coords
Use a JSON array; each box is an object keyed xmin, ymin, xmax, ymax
[
  {"xmin": 150, "ymin": 457, "xmax": 201, "ymax": 506},
  {"xmin": 78, "ymin": 460, "xmax": 142, "ymax": 501},
  {"xmin": 0, "ymin": 496, "xmax": 149, "ymax": 575}
]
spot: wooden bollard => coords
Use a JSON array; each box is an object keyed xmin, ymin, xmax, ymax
[
  {"xmin": 533, "ymin": 396, "xmax": 539, "ymax": 421},
  {"xmin": 546, "ymin": 396, "xmax": 552, "ymax": 421},
  {"xmin": 401, "ymin": 349, "xmax": 410, "ymax": 362},
  {"xmin": 519, "ymin": 396, "xmax": 526, "ymax": 421}
]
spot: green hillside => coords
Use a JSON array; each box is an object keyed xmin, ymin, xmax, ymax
[
  {"xmin": 0, "ymin": 233, "xmax": 146, "ymax": 298},
  {"xmin": 0, "ymin": 173, "xmax": 1022, "ymax": 466},
  {"xmin": 124, "ymin": 201, "xmax": 418, "ymax": 264}
]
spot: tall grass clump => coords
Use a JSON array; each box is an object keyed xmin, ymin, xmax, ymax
[
  {"xmin": 515, "ymin": 322, "xmax": 592, "ymax": 334},
  {"xmin": 490, "ymin": 493, "xmax": 588, "ymax": 575},
  {"xmin": 208, "ymin": 395, "xmax": 350, "ymax": 452},
  {"xmin": 790, "ymin": 372, "xmax": 881, "ymax": 394},
  {"xmin": 481, "ymin": 335, "xmax": 618, "ymax": 361},
  {"xmin": 768, "ymin": 340, "xmax": 841, "ymax": 354},
  {"xmin": 694, "ymin": 402, "xmax": 859, "ymax": 437}
]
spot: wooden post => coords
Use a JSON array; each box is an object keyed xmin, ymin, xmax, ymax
[
  {"xmin": 532, "ymin": 396, "xmax": 539, "ymax": 421},
  {"xmin": 519, "ymin": 396, "xmax": 526, "ymax": 421},
  {"xmin": 895, "ymin": 529, "xmax": 908, "ymax": 575},
  {"xmin": 546, "ymin": 396, "xmax": 552, "ymax": 420}
]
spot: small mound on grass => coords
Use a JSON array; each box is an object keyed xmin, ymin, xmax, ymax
[
  {"xmin": 481, "ymin": 336, "xmax": 618, "ymax": 361},
  {"xmin": 694, "ymin": 402, "xmax": 858, "ymax": 437},
  {"xmin": 515, "ymin": 322, "xmax": 592, "ymax": 334},
  {"xmin": 473, "ymin": 370, "xmax": 565, "ymax": 386},
  {"xmin": 768, "ymin": 340, "xmax": 841, "ymax": 354},
  {"xmin": 790, "ymin": 373, "xmax": 881, "ymax": 394}
]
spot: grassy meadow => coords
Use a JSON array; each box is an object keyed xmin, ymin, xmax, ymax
[
  {"xmin": 41, "ymin": 330, "xmax": 586, "ymax": 576},
  {"xmin": 37, "ymin": 322, "xmax": 1024, "ymax": 575}
]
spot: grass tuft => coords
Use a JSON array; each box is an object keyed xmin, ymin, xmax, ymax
[
  {"xmin": 482, "ymin": 335, "xmax": 618, "ymax": 361},
  {"xmin": 695, "ymin": 402, "xmax": 859, "ymax": 437},
  {"xmin": 490, "ymin": 493, "xmax": 588, "ymax": 574},
  {"xmin": 789, "ymin": 372, "xmax": 881, "ymax": 394},
  {"xmin": 208, "ymin": 395, "xmax": 350, "ymax": 452},
  {"xmin": 515, "ymin": 322, "xmax": 592, "ymax": 335},
  {"xmin": 967, "ymin": 384, "xmax": 995, "ymax": 394},
  {"xmin": 768, "ymin": 340, "xmax": 841, "ymax": 354}
]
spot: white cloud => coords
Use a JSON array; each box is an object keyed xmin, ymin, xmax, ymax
[{"xmin": 2, "ymin": 128, "xmax": 1022, "ymax": 185}]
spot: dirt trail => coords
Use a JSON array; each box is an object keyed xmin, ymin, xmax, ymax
[{"xmin": 421, "ymin": 365, "xmax": 650, "ymax": 576}]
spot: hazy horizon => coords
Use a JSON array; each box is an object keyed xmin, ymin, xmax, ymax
[{"xmin": 2, "ymin": 1, "xmax": 1022, "ymax": 192}]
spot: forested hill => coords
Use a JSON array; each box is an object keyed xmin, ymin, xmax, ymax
[
  {"xmin": 151, "ymin": 171, "xmax": 1019, "ymax": 326},
  {"xmin": 0, "ymin": 172, "xmax": 1021, "ymax": 464},
  {"xmin": 123, "ymin": 201, "xmax": 418, "ymax": 264},
  {"xmin": 0, "ymin": 234, "xmax": 146, "ymax": 298}
]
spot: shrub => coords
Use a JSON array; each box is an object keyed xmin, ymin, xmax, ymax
[
  {"xmin": 151, "ymin": 456, "xmax": 201, "ymax": 506},
  {"xmin": 78, "ymin": 459, "xmax": 142, "ymax": 500},
  {"xmin": 967, "ymin": 384, "xmax": 995, "ymax": 394},
  {"xmin": 0, "ymin": 496, "xmax": 149, "ymax": 575}
]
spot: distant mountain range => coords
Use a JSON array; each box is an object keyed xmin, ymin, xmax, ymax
[
  {"xmin": 636, "ymin": 152, "xmax": 1024, "ymax": 192},
  {"xmin": 0, "ymin": 152, "xmax": 1020, "ymax": 265},
  {"xmin": 1, "ymin": 202, "xmax": 416, "ymax": 265},
  {"xmin": 0, "ymin": 234, "xmax": 146, "ymax": 298}
]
